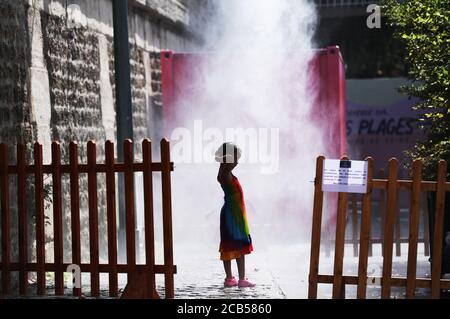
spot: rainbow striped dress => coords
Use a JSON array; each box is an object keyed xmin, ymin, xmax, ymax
[{"xmin": 219, "ymin": 174, "xmax": 253, "ymax": 261}]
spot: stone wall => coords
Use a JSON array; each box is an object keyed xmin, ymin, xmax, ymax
[
  {"xmin": 148, "ymin": 51, "xmax": 164, "ymax": 144},
  {"xmin": 130, "ymin": 45, "xmax": 148, "ymax": 157},
  {"xmin": 41, "ymin": 12, "xmax": 108, "ymax": 260},
  {"xmin": 0, "ymin": 1, "xmax": 34, "ymax": 146},
  {"xmin": 108, "ymin": 41, "xmax": 152, "ymax": 158},
  {"xmin": 42, "ymin": 12, "xmax": 106, "ymax": 158},
  {"xmin": 0, "ymin": 0, "xmax": 36, "ymax": 286}
]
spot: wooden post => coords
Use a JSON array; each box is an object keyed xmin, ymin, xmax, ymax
[
  {"xmin": 105, "ymin": 141, "xmax": 118, "ymax": 297},
  {"xmin": 142, "ymin": 139, "xmax": 157, "ymax": 298},
  {"xmin": 352, "ymin": 193, "xmax": 358, "ymax": 257},
  {"xmin": 422, "ymin": 192, "xmax": 431, "ymax": 257},
  {"xmin": 308, "ymin": 156, "xmax": 325, "ymax": 299},
  {"xmin": 161, "ymin": 139, "xmax": 174, "ymax": 299},
  {"xmin": 395, "ymin": 197, "xmax": 402, "ymax": 257},
  {"xmin": 17, "ymin": 143, "xmax": 28, "ymax": 295},
  {"xmin": 431, "ymin": 160, "xmax": 447, "ymax": 299},
  {"xmin": 87, "ymin": 141, "xmax": 100, "ymax": 297},
  {"xmin": 69, "ymin": 142, "xmax": 82, "ymax": 297},
  {"xmin": 406, "ymin": 160, "xmax": 422, "ymax": 298},
  {"xmin": 51, "ymin": 142, "xmax": 64, "ymax": 295},
  {"xmin": 379, "ymin": 169, "xmax": 386, "ymax": 257},
  {"xmin": 124, "ymin": 140, "xmax": 136, "ymax": 281},
  {"xmin": 34, "ymin": 143, "xmax": 46, "ymax": 295},
  {"xmin": 332, "ymin": 157, "xmax": 349, "ymax": 299},
  {"xmin": 0, "ymin": 144, "xmax": 10, "ymax": 295},
  {"xmin": 356, "ymin": 157, "xmax": 374, "ymax": 299},
  {"xmin": 368, "ymin": 215, "xmax": 373, "ymax": 257},
  {"xmin": 381, "ymin": 158, "xmax": 398, "ymax": 299}
]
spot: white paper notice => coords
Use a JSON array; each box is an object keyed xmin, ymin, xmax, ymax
[{"xmin": 322, "ymin": 159, "xmax": 368, "ymax": 194}]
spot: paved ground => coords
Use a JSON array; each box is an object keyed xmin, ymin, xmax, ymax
[
  {"xmin": 157, "ymin": 241, "xmax": 439, "ymax": 299},
  {"xmin": 165, "ymin": 243, "xmax": 286, "ymax": 299},
  {"xmin": 7, "ymin": 241, "xmax": 448, "ymax": 299}
]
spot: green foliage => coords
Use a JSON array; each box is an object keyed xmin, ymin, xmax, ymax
[{"xmin": 383, "ymin": 0, "xmax": 450, "ymax": 179}]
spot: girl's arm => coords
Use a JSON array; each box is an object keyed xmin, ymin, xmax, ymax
[{"xmin": 217, "ymin": 164, "xmax": 233, "ymax": 185}]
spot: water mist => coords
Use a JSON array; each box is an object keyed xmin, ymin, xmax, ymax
[
  {"xmin": 170, "ymin": 0, "xmax": 323, "ymax": 244},
  {"xmin": 156, "ymin": 0, "xmax": 330, "ymax": 296}
]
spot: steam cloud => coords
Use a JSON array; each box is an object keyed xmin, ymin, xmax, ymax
[{"xmin": 166, "ymin": 0, "xmax": 328, "ymax": 251}]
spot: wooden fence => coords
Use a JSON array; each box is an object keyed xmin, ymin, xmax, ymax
[
  {"xmin": 308, "ymin": 156, "xmax": 450, "ymax": 299},
  {"xmin": 0, "ymin": 139, "xmax": 175, "ymax": 298},
  {"xmin": 324, "ymin": 178, "xmax": 430, "ymax": 258}
]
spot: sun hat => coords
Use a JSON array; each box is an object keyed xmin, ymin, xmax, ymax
[{"xmin": 215, "ymin": 142, "xmax": 242, "ymax": 163}]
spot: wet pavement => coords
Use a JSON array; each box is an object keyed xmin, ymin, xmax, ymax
[
  {"xmin": 135, "ymin": 242, "xmax": 442, "ymax": 299},
  {"xmin": 167, "ymin": 243, "xmax": 286, "ymax": 299},
  {"xmin": 162, "ymin": 241, "xmax": 448, "ymax": 299},
  {"xmin": 6, "ymin": 242, "xmax": 447, "ymax": 299}
]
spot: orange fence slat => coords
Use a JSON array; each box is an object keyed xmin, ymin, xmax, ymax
[
  {"xmin": 17, "ymin": 143, "xmax": 28, "ymax": 295},
  {"xmin": 124, "ymin": 140, "xmax": 136, "ymax": 281},
  {"xmin": 7, "ymin": 162, "xmax": 171, "ymax": 174},
  {"xmin": 143, "ymin": 139, "xmax": 156, "ymax": 298},
  {"xmin": 332, "ymin": 190, "xmax": 348, "ymax": 299},
  {"xmin": 317, "ymin": 274, "xmax": 450, "ymax": 289},
  {"xmin": 379, "ymin": 169, "xmax": 386, "ymax": 257},
  {"xmin": 332, "ymin": 156, "xmax": 350, "ymax": 299},
  {"xmin": 381, "ymin": 159, "xmax": 398, "ymax": 299},
  {"xmin": 51, "ymin": 142, "xmax": 64, "ymax": 295},
  {"xmin": 307, "ymin": 156, "xmax": 324, "ymax": 299},
  {"xmin": 381, "ymin": 158, "xmax": 398, "ymax": 299},
  {"xmin": 406, "ymin": 160, "xmax": 422, "ymax": 298},
  {"xmin": 356, "ymin": 157, "xmax": 374, "ymax": 299},
  {"xmin": 0, "ymin": 262, "xmax": 176, "ymax": 275},
  {"xmin": 0, "ymin": 144, "xmax": 10, "ymax": 295},
  {"xmin": 161, "ymin": 139, "xmax": 175, "ymax": 299},
  {"xmin": 395, "ymin": 197, "xmax": 402, "ymax": 257},
  {"xmin": 105, "ymin": 140, "xmax": 118, "ymax": 297},
  {"xmin": 423, "ymin": 192, "xmax": 431, "ymax": 257},
  {"xmin": 351, "ymin": 193, "xmax": 358, "ymax": 257},
  {"xmin": 431, "ymin": 160, "xmax": 447, "ymax": 299},
  {"xmin": 69, "ymin": 142, "xmax": 82, "ymax": 297},
  {"xmin": 34, "ymin": 143, "xmax": 46, "ymax": 295},
  {"xmin": 87, "ymin": 141, "xmax": 100, "ymax": 297}
]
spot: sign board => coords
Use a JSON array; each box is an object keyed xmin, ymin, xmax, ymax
[
  {"xmin": 346, "ymin": 78, "xmax": 424, "ymax": 179},
  {"xmin": 322, "ymin": 159, "xmax": 368, "ymax": 194}
]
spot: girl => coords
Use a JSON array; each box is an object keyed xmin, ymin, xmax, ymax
[{"xmin": 215, "ymin": 142, "xmax": 255, "ymax": 288}]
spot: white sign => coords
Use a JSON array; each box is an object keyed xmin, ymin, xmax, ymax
[{"xmin": 322, "ymin": 159, "xmax": 368, "ymax": 194}]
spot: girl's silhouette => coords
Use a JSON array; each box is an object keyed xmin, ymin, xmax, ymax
[{"xmin": 215, "ymin": 142, "xmax": 255, "ymax": 288}]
